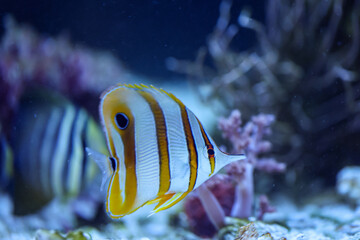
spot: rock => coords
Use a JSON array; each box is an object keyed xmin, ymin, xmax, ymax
[
  {"xmin": 235, "ymin": 221, "xmax": 288, "ymax": 240},
  {"xmin": 34, "ymin": 229, "xmax": 91, "ymax": 240},
  {"xmin": 337, "ymin": 166, "xmax": 360, "ymax": 205}
]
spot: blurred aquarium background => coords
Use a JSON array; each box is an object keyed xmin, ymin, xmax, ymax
[{"xmin": 0, "ymin": 0, "xmax": 360, "ymax": 239}]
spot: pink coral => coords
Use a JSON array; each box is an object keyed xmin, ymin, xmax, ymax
[
  {"xmin": 184, "ymin": 174, "xmax": 235, "ymax": 238},
  {"xmin": 220, "ymin": 110, "xmax": 284, "ymax": 219},
  {"xmin": 257, "ymin": 195, "xmax": 276, "ymax": 221},
  {"xmin": 218, "ymin": 110, "xmax": 275, "ymax": 159},
  {"xmin": 184, "ymin": 110, "xmax": 285, "ymax": 238}
]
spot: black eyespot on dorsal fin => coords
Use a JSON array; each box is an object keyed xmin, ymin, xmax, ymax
[{"xmin": 207, "ymin": 148, "xmax": 215, "ymax": 156}]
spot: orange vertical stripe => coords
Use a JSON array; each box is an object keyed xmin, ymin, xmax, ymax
[
  {"xmin": 106, "ymin": 172, "xmax": 121, "ymax": 215},
  {"xmin": 113, "ymin": 104, "xmax": 137, "ymax": 215},
  {"xmin": 138, "ymin": 91, "xmax": 171, "ymax": 195},
  {"xmin": 102, "ymin": 91, "xmax": 137, "ymax": 218},
  {"xmin": 196, "ymin": 117, "xmax": 215, "ymax": 176},
  {"xmin": 167, "ymin": 92, "xmax": 198, "ymax": 193}
]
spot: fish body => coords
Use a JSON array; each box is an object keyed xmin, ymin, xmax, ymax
[
  {"xmin": 12, "ymin": 89, "xmax": 108, "ymax": 214},
  {"xmin": 90, "ymin": 84, "xmax": 245, "ymax": 219}
]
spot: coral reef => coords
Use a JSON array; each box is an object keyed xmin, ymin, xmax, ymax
[
  {"xmin": 2, "ymin": 187, "xmax": 360, "ymax": 239},
  {"xmin": 0, "ymin": 190, "xmax": 200, "ymax": 240},
  {"xmin": 2, "ymin": 1, "xmax": 360, "ymax": 239},
  {"xmin": 0, "ymin": 16, "xmax": 126, "ymax": 135},
  {"xmin": 236, "ymin": 221, "xmax": 288, "ymax": 240},
  {"xmin": 167, "ymin": 0, "xmax": 360, "ymax": 191},
  {"xmin": 184, "ymin": 174, "xmax": 234, "ymax": 237},
  {"xmin": 35, "ymin": 229, "xmax": 91, "ymax": 240},
  {"xmin": 184, "ymin": 110, "xmax": 285, "ymax": 238},
  {"xmin": 219, "ymin": 190, "xmax": 360, "ymax": 239}
]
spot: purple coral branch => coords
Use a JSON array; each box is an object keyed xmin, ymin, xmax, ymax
[
  {"xmin": 257, "ymin": 195, "xmax": 276, "ymax": 220},
  {"xmin": 219, "ymin": 110, "xmax": 283, "ymax": 220},
  {"xmin": 256, "ymin": 158, "xmax": 286, "ymax": 173},
  {"xmin": 185, "ymin": 110, "xmax": 283, "ymax": 236},
  {"xmin": 228, "ymin": 162, "xmax": 254, "ymax": 218},
  {"xmin": 196, "ymin": 184, "xmax": 225, "ymax": 230}
]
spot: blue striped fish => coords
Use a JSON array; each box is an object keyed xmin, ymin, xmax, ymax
[
  {"xmin": 12, "ymin": 90, "xmax": 108, "ymax": 214},
  {"xmin": 88, "ymin": 84, "xmax": 245, "ymax": 219}
]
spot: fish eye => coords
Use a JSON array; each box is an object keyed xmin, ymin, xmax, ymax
[
  {"xmin": 207, "ymin": 148, "xmax": 215, "ymax": 156},
  {"xmin": 109, "ymin": 157, "xmax": 117, "ymax": 171},
  {"xmin": 115, "ymin": 113, "xmax": 129, "ymax": 129}
]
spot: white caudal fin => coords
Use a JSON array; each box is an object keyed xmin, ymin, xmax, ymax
[
  {"xmin": 226, "ymin": 153, "xmax": 247, "ymax": 162},
  {"xmin": 86, "ymin": 147, "xmax": 112, "ymax": 191},
  {"xmin": 215, "ymin": 151, "xmax": 247, "ymax": 173}
]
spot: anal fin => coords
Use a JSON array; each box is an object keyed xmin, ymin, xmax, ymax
[
  {"xmin": 151, "ymin": 192, "xmax": 190, "ymax": 214},
  {"xmin": 146, "ymin": 192, "xmax": 175, "ymax": 206}
]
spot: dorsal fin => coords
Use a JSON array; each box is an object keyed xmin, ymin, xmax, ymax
[{"xmin": 113, "ymin": 84, "xmax": 182, "ymax": 102}]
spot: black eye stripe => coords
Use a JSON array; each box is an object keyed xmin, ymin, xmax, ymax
[
  {"xmin": 109, "ymin": 157, "xmax": 116, "ymax": 171},
  {"xmin": 115, "ymin": 113, "xmax": 129, "ymax": 129}
]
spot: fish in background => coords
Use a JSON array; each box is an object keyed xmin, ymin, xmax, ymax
[
  {"xmin": 0, "ymin": 124, "xmax": 13, "ymax": 191},
  {"xmin": 11, "ymin": 89, "xmax": 108, "ymax": 215},
  {"xmin": 87, "ymin": 84, "xmax": 246, "ymax": 219}
]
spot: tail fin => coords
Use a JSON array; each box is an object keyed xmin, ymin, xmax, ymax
[
  {"xmin": 226, "ymin": 153, "xmax": 246, "ymax": 162},
  {"xmin": 216, "ymin": 151, "xmax": 247, "ymax": 173}
]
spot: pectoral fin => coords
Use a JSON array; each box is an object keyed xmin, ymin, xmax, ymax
[{"xmin": 86, "ymin": 147, "xmax": 112, "ymax": 191}]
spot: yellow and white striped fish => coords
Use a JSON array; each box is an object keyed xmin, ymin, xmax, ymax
[{"xmin": 88, "ymin": 84, "xmax": 245, "ymax": 219}]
